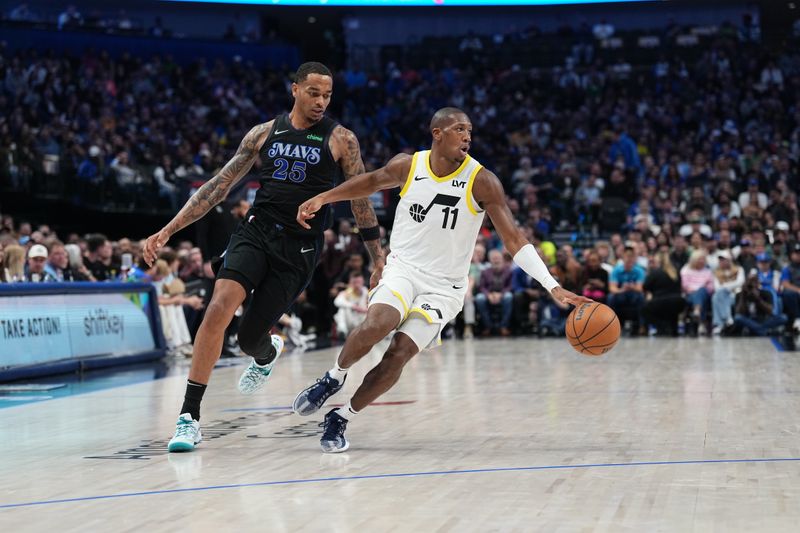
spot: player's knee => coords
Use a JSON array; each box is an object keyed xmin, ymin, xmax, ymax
[
  {"xmin": 358, "ymin": 318, "xmax": 393, "ymax": 343},
  {"xmin": 203, "ymin": 299, "xmax": 234, "ymax": 329}
]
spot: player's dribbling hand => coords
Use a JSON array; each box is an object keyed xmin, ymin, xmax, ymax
[
  {"xmin": 297, "ymin": 196, "xmax": 325, "ymax": 229},
  {"xmin": 143, "ymin": 229, "xmax": 170, "ymax": 267},
  {"xmin": 551, "ymin": 286, "xmax": 593, "ymax": 307}
]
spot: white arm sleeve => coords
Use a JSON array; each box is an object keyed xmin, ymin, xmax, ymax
[{"xmin": 513, "ymin": 244, "xmax": 560, "ymax": 292}]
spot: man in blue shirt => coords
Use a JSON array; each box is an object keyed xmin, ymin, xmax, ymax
[
  {"xmin": 608, "ymin": 246, "xmax": 646, "ymax": 335},
  {"xmin": 609, "ymin": 128, "xmax": 641, "ymax": 171}
]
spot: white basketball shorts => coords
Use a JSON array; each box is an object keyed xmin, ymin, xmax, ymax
[{"xmin": 368, "ymin": 256, "xmax": 466, "ymax": 350}]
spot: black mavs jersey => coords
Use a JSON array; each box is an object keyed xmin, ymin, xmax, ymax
[{"xmin": 253, "ymin": 113, "xmax": 341, "ymax": 236}]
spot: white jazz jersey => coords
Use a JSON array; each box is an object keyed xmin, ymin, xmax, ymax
[{"xmin": 390, "ymin": 150, "xmax": 485, "ymax": 280}]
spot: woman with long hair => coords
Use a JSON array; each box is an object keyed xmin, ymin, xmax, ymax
[
  {"xmin": 2, "ymin": 244, "xmax": 26, "ymax": 282},
  {"xmin": 642, "ymin": 249, "xmax": 686, "ymax": 336},
  {"xmin": 680, "ymin": 249, "xmax": 715, "ymax": 335}
]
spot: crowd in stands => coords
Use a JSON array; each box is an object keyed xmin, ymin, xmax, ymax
[
  {"xmin": 2, "ymin": 12, "xmax": 800, "ymax": 347},
  {"xmin": 3, "ymin": 3, "xmax": 266, "ymax": 43}
]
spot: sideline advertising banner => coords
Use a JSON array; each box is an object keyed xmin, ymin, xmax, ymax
[{"xmin": 0, "ymin": 283, "xmax": 163, "ymax": 372}]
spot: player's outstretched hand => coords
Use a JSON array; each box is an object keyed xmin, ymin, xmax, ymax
[
  {"xmin": 297, "ymin": 196, "xmax": 325, "ymax": 229},
  {"xmin": 550, "ymin": 286, "xmax": 593, "ymax": 307},
  {"xmin": 143, "ymin": 229, "xmax": 170, "ymax": 267}
]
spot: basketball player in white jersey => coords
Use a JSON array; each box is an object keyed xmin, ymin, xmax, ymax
[{"xmin": 293, "ymin": 107, "xmax": 591, "ymax": 452}]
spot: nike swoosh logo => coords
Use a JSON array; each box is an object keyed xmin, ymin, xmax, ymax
[
  {"xmin": 414, "ymin": 176, "xmax": 428, "ymax": 181},
  {"xmin": 300, "ymin": 247, "xmax": 315, "ymax": 254},
  {"xmin": 452, "ymin": 285, "xmax": 463, "ymax": 290},
  {"xmin": 274, "ymin": 129, "xmax": 289, "ymax": 135}
]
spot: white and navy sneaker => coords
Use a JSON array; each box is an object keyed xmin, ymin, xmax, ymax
[
  {"xmin": 168, "ymin": 413, "xmax": 202, "ymax": 453},
  {"xmin": 320, "ymin": 408, "xmax": 350, "ymax": 453},
  {"xmin": 237, "ymin": 335, "xmax": 284, "ymax": 395},
  {"xmin": 293, "ymin": 372, "xmax": 346, "ymax": 416}
]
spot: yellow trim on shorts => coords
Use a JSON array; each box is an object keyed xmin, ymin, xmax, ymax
[
  {"xmin": 398, "ymin": 152, "xmax": 419, "ymax": 198},
  {"xmin": 408, "ymin": 307, "xmax": 435, "ymax": 323},
  {"xmin": 390, "ymin": 289, "xmax": 410, "ymax": 318},
  {"xmin": 465, "ymin": 163, "xmax": 483, "ymax": 216},
  {"xmin": 425, "ymin": 150, "xmax": 472, "ymax": 183}
]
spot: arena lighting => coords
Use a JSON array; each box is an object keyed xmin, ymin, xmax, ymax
[{"xmin": 164, "ymin": 0, "xmax": 656, "ymax": 6}]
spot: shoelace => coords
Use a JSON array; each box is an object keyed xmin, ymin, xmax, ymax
[
  {"xmin": 320, "ymin": 414, "xmax": 346, "ymax": 440},
  {"xmin": 307, "ymin": 376, "xmax": 336, "ymax": 404},
  {"xmin": 175, "ymin": 421, "xmax": 196, "ymax": 438},
  {"xmin": 245, "ymin": 363, "xmax": 271, "ymax": 380}
]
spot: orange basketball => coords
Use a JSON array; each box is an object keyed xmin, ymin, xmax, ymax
[{"xmin": 565, "ymin": 302, "xmax": 620, "ymax": 356}]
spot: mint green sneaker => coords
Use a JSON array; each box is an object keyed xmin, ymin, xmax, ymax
[
  {"xmin": 237, "ymin": 335, "xmax": 284, "ymax": 395},
  {"xmin": 168, "ymin": 413, "xmax": 202, "ymax": 452}
]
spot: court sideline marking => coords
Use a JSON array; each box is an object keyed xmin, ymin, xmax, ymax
[{"xmin": 2, "ymin": 457, "xmax": 800, "ymax": 510}]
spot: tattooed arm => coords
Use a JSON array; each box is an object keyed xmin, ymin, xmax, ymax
[
  {"xmin": 331, "ymin": 125, "xmax": 386, "ymax": 284},
  {"xmin": 143, "ymin": 121, "xmax": 272, "ymax": 265}
]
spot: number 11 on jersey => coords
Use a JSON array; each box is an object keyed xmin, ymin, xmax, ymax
[{"xmin": 442, "ymin": 207, "xmax": 458, "ymax": 230}]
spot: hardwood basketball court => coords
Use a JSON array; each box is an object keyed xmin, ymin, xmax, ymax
[{"xmin": 2, "ymin": 336, "xmax": 799, "ymax": 531}]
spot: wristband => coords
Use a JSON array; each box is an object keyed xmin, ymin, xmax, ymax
[
  {"xmin": 513, "ymin": 243, "xmax": 560, "ymax": 292},
  {"xmin": 358, "ymin": 225, "xmax": 381, "ymax": 241}
]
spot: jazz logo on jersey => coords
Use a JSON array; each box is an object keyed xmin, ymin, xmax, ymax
[
  {"xmin": 267, "ymin": 142, "xmax": 321, "ymax": 164},
  {"xmin": 408, "ymin": 193, "xmax": 461, "ymax": 230},
  {"xmin": 420, "ymin": 303, "xmax": 443, "ymax": 319}
]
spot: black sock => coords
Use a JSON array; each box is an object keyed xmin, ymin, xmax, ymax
[
  {"xmin": 253, "ymin": 343, "xmax": 277, "ymax": 366},
  {"xmin": 180, "ymin": 379, "xmax": 207, "ymax": 421}
]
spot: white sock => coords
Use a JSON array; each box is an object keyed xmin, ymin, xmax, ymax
[
  {"xmin": 328, "ymin": 360, "xmax": 348, "ymax": 382},
  {"xmin": 336, "ymin": 401, "xmax": 359, "ymax": 420}
]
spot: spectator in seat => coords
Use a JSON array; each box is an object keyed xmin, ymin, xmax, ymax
[
  {"xmin": 732, "ymin": 274, "xmax": 787, "ymax": 336},
  {"xmin": 334, "ymin": 272, "xmax": 369, "ymax": 339},
  {"xmin": 475, "ymin": 249, "xmax": 513, "ymax": 336},
  {"xmin": 754, "ymin": 252, "xmax": 782, "ymax": 296},
  {"xmin": 109, "ymin": 151, "xmax": 139, "ymax": 203},
  {"xmin": 549, "ymin": 247, "xmax": 582, "ymax": 293},
  {"xmin": 64, "ymin": 243, "xmax": 95, "ymax": 281},
  {"xmin": 642, "ymin": 250, "xmax": 685, "ymax": 336},
  {"xmin": 153, "ymin": 154, "xmax": 179, "ymax": 210},
  {"xmin": 84, "ymin": 233, "xmax": 116, "ymax": 280},
  {"xmin": 711, "ymin": 249, "xmax": 745, "ymax": 335},
  {"xmin": 580, "ymin": 249, "xmax": 609, "ymax": 303},
  {"xmin": 670, "ymin": 234, "xmax": 690, "ymax": 270},
  {"xmin": 738, "ymin": 176, "xmax": 768, "ymax": 212},
  {"xmin": 25, "ymin": 244, "xmax": 56, "ymax": 282},
  {"xmin": 681, "ymin": 250, "xmax": 714, "ymax": 335},
  {"xmin": 608, "ymin": 246, "xmax": 646, "ymax": 335},
  {"xmin": 2, "ymin": 244, "xmax": 26, "ymax": 282},
  {"xmin": 331, "ymin": 252, "xmax": 370, "ymax": 298},
  {"xmin": 77, "ymin": 145, "xmax": 104, "ymax": 187},
  {"xmin": 737, "ymin": 239, "xmax": 757, "ymax": 273},
  {"xmin": 45, "ymin": 240, "xmax": 87, "ymax": 281}
]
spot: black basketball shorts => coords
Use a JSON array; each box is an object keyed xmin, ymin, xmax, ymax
[{"xmin": 216, "ymin": 213, "xmax": 322, "ymax": 325}]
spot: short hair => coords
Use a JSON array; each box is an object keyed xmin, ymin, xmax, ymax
[
  {"xmin": 348, "ymin": 271, "xmax": 364, "ymax": 281},
  {"xmin": 430, "ymin": 107, "xmax": 469, "ymax": 132},
  {"xmin": 294, "ymin": 62, "xmax": 332, "ymax": 84},
  {"xmin": 159, "ymin": 249, "xmax": 178, "ymax": 264},
  {"xmin": 86, "ymin": 233, "xmax": 108, "ymax": 253},
  {"xmin": 623, "ymin": 246, "xmax": 636, "ymax": 254}
]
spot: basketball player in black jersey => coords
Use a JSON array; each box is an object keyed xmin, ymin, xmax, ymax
[{"xmin": 142, "ymin": 62, "xmax": 385, "ymax": 452}]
